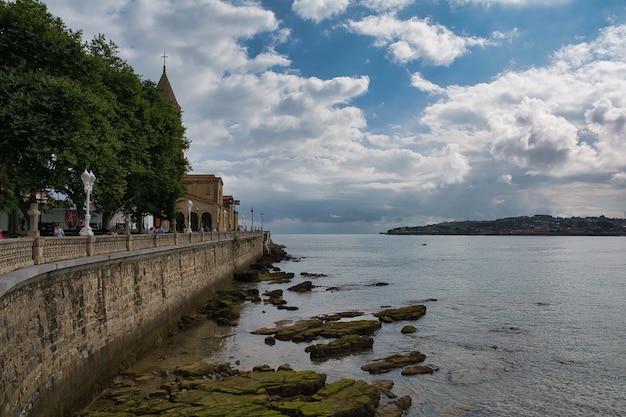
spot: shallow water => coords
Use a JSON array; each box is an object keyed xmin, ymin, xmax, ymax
[{"xmin": 98, "ymin": 234, "xmax": 626, "ymax": 416}]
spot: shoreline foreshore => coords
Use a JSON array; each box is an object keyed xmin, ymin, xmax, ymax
[{"xmin": 76, "ymin": 240, "xmax": 431, "ymax": 417}]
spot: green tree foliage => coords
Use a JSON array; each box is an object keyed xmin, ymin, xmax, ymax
[{"xmin": 0, "ymin": 0, "xmax": 189, "ymax": 232}]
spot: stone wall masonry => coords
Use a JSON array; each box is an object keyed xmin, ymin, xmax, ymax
[{"xmin": 0, "ymin": 234, "xmax": 263, "ymax": 417}]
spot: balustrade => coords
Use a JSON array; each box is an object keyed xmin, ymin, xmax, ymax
[{"xmin": 0, "ymin": 230, "xmax": 262, "ymax": 278}]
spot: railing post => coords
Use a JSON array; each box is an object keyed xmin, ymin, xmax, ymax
[
  {"xmin": 86, "ymin": 235, "xmax": 95, "ymax": 256},
  {"xmin": 32, "ymin": 237, "xmax": 43, "ymax": 265},
  {"xmin": 126, "ymin": 233, "xmax": 133, "ymax": 251}
]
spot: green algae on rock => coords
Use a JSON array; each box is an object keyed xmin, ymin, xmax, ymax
[
  {"xmin": 77, "ymin": 364, "xmax": 387, "ymax": 417},
  {"xmin": 373, "ymin": 305, "xmax": 426, "ymax": 323}
]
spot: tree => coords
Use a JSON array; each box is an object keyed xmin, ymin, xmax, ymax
[{"xmin": 0, "ymin": 0, "xmax": 189, "ymax": 233}]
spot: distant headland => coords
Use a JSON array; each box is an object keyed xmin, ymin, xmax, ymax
[{"xmin": 384, "ymin": 215, "xmax": 626, "ymax": 236}]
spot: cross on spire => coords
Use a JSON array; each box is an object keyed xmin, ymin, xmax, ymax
[{"xmin": 161, "ymin": 52, "xmax": 168, "ymax": 72}]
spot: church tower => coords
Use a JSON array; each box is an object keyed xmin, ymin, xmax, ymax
[{"xmin": 156, "ymin": 54, "xmax": 181, "ymax": 112}]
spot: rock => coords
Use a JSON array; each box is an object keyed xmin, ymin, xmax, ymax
[
  {"xmin": 160, "ymin": 367, "xmax": 381, "ymax": 417},
  {"xmin": 201, "ymin": 288, "xmax": 261, "ymax": 326},
  {"xmin": 361, "ymin": 351, "xmax": 427, "ymax": 374},
  {"xmin": 301, "ymin": 272, "xmax": 328, "ymax": 278},
  {"xmin": 371, "ymin": 379, "xmax": 396, "ymax": 398},
  {"xmin": 373, "ymin": 305, "xmax": 426, "ymax": 322},
  {"xmin": 264, "ymin": 336, "xmax": 276, "ymax": 345},
  {"xmin": 305, "ymin": 334, "xmax": 374, "ymax": 360},
  {"xmin": 400, "ymin": 325, "xmax": 417, "ymax": 334},
  {"xmin": 259, "ymin": 271, "xmax": 295, "ymax": 283},
  {"xmin": 252, "ymin": 318, "xmax": 382, "ymax": 345},
  {"xmin": 234, "ymin": 270, "xmax": 260, "ymax": 282},
  {"xmin": 173, "ymin": 361, "xmax": 233, "ymax": 377},
  {"xmin": 401, "ymin": 365, "xmax": 437, "ymax": 376},
  {"xmin": 287, "ymin": 280, "xmax": 316, "ymax": 292}
]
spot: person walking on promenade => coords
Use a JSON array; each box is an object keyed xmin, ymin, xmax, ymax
[{"xmin": 53, "ymin": 223, "xmax": 65, "ymax": 237}]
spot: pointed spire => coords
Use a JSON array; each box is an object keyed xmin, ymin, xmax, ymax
[{"xmin": 157, "ymin": 53, "xmax": 181, "ymax": 112}]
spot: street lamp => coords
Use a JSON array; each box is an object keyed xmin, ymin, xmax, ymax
[
  {"xmin": 251, "ymin": 207, "xmax": 254, "ymax": 231},
  {"xmin": 80, "ymin": 169, "xmax": 96, "ymax": 235},
  {"xmin": 187, "ymin": 200, "xmax": 193, "ymax": 233},
  {"xmin": 261, "ymin": 212, "xmax": 264, "ymax": 231}
]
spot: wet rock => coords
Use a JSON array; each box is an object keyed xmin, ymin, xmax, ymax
[
  {"xmin": 400, "ymin": 325, "xmax": 417, "ymax": 334},
  {"xmin": 234, "ymin": 270, "xmax": 260, "ymax": 282},
  {"xmin": 259, "ymin": 271, "xmax": 295, "ymax": 283},
  {"xmin": 301, "ymin": 272, "xmax": 328, "ymax": 278},
  {"xmin": 287, "ymin": 280, "xmax": 316, "ymax": 292},
  {"xmin": 371, "ymin": 379, "xmax": 396, "ymax": 398},
  {"xmin": 361, "ymin": 351, "xmax": 427, "ymax": 374},
  {"xmin": 252, "ymin": 319, "xmax": 382, "ymax": 344},
  {"xmin": 305, "ymin": 334, "xmax": 374, "ymax": 360},
  {"xmin": 80, "ymin": 364, "xmax": 381, "ymax": 417},
  {"xmin": 201, "ymin": 288, "xmax": 261, "ymax": 326},
  {"xmin": 313, "ymin": 311, "xmax": 364, "ymax": 321},
  {"xmin": 374, "ymin": 305, "xmax": 426, "ymax": 323},
  {"xmin": 401, "ymin": 365, "xmax": 438, "ymax": 376}
]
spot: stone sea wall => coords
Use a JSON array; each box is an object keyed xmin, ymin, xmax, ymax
[{"xmin": 0, "ymin": 234, "xmax": 263, "ymax": 417}]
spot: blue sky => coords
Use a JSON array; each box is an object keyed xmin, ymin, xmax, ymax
[{"xmin": 42, "ymin": 0, "xmax": 626, "ymax": 233}]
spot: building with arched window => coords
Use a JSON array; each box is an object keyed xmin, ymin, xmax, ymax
[{"xmin": 157, "ymin": 62, "xmax": 240, "ymax": 232}]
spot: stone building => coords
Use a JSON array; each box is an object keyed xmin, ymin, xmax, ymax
[{"xmin": 157, "ymin": 62, "xmax": 239, "ymax": 232}]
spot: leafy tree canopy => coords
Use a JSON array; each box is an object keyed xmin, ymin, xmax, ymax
[{"xmin": 0, "ymin": 0, "xmax": 189, "ymax": 232}]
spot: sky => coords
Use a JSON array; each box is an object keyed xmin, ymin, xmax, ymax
[{"xmin": 40, "ymin": 0, "xmax": 626, "ymax": 233}]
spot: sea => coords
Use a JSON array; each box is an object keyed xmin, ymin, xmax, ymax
[{"xmin": 121, "ymin": 234, "xmax": 626, "ymax": 417}]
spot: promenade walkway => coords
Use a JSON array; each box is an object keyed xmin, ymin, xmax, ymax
[{"xmin": 0, "ymin": 230, "xmax": 261, "ymax": 298}]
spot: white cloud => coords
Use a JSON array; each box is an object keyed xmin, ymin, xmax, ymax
[
  {"xmin": 410, "ymin": 72, "xmax": 444, "ymax": 94},
  {"xmin": 292, "ymin": 0, "xmax": 350, "ymax": 22},
  {"xmin": 419, "ymin": 25, "xmax": 626, "ymax": 180},
  {"xmin": 359, "ymin": 0, "xmax": 414, "ymax": 12},
  {"xmin": 347, "ymin": 14, "xmax": 488, "ymax": 65},
  {"xmin": 449, "ymin": 0, "xmax": 571, "ymax": 6}
]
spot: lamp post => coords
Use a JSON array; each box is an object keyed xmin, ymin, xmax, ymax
[
  {"xmin": 251, "ymin": 207, "xmax": 254, "ymax": 231},
  {"xmin": 80, "ymin": 169, "xmax": 96, "ymax": 235},
  {"xmin": 187, "ymin": 200, "xmax": 193, "ymax": 233},
  {"xmin": 261, "ymin": 212, "xmax": 264, "ymax": 231}
]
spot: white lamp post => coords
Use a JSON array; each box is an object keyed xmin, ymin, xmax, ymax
[
  {"xmin": 80, "ymin": 169, "xmax": 96, "ymax": 235},
  {"xmin": 187, "ymin": 200, "xmax": 193, "ymax": 233}
]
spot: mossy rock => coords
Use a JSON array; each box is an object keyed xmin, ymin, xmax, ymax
[
  {"xmin": 373, "ymin": 305, "xmax": 426, "ymax": 322},
  {"xmin": 305, "ymin": 334, "xmax": 374, "ymax": 360},
  {"xmin": 277, "ymin": 379, "xmax": 380, "ymax": 417},
  {"xmin": 400, "ymin": 325, "xmax": 417, "ymax": 334},
  {"xmin": 361, "ymin": 351, "xmax": 426, "ymax": 374}
]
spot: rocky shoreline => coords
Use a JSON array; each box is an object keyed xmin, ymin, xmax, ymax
[{"xmin": 75, "ymin": 240, "xmax": 433, "ymax": 417}]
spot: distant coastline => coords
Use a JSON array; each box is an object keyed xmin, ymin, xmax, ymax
[{"xmin": 384, "ymin": 215, "xmax": 626, "ymax": 236}]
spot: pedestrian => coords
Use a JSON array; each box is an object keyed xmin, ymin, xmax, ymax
[
  {"xmin": 157, "ymin": 225, "xmax": 164, "ymax": 234},
  {"xmin": 0, "ymin": 228, "xmax": 3, "ymax": 239},
  {"xmin": 53, "ymin": 223, "xmax": 65, "ymax": 237}
]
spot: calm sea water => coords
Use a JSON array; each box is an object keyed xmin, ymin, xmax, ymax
[{"xmin": 128, "ymin": 234, "xmax": 626, "ymax": 416}]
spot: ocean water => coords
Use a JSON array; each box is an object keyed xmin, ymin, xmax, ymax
[{"xmin": 127, "ymin": 234, "xmax": 626, "ymax": 416}]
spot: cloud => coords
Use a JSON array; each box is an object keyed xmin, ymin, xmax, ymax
[
  {"xmin": 419, "ymin": 25, "xmax": 626, "ymax": 181},
  {"xmin": 347, "ymin": 14, "xmax": 488, "ymax": 65},
  {"xmin": 292, "ymin": 0, "xmax": 351, "ymax": 22},
  {"xmin": 39, "ymin": 1, "xmax": 626, "ymax": 232},
  {"xmin": 359, "ymin": 0, "xmax": 414, "ymax": 12},
  {"xmin": 410, "ymin": 72, "xmax": 444, "ymax": 94},
  {"xmin": 449, "ymin": 0, "xmax": 571, "ymax": 6}
]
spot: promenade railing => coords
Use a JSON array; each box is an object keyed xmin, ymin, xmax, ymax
[{"xmin": 0, "ymin": 231, "xmax": 260, "ymax": 276}]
